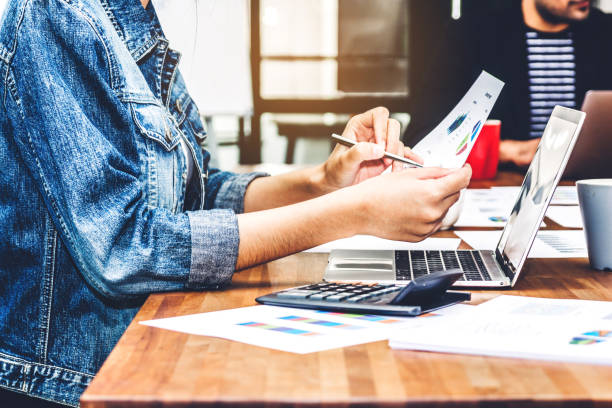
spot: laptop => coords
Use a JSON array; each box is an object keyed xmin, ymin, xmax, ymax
[
  {"xmin": 324, "ymin": 106, "xmax": 585, "ymax": 288},
  {"xmin": 563, "ymin": 90, "xmax": 612, "ymax": 179}
]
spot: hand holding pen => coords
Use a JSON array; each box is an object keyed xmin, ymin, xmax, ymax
[{"xmin": 331, "ymin": 133, "xmax": 423, "ymax": 168}]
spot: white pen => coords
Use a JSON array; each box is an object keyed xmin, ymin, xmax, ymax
[{"xmin": 331, "ymin": 133, "xmax": 423, "ymax": 168}]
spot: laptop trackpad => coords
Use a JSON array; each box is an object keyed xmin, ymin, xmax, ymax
[{"xmin": 325, "ymin": 250, "xmax": 396, "ymax": 281}]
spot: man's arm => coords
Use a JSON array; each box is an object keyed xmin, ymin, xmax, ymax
[
  {"xmin": 499, "ymin": 138, "xmax": 540, "ymax": 167},
  {"xmin": 236, "ymin": 166, "xmax": 471, "ymax": 269}
]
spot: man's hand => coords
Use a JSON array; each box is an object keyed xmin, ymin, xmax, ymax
[
  {"xmin": 499, "ymin": 138, "xmax": 540, "ymax": 167},
  {"xmin": 320, "ymin": 107, "xmax": 422, "ymax": 192}
]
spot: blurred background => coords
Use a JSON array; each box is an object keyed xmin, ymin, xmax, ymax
[{"xmin": 1, "ymin": 0, "xmax": 611, "ymax": 168}]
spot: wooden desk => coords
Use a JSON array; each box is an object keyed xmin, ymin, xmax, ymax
[{"xmin": 81, "ymin": 172, "xmax": 612, "ymax": 408}]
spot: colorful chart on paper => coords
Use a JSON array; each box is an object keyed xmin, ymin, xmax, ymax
[
  {"xmin": 278, "ymin": 315, "xmax": 364, "ymax": 330},
  {"xmin": 455, "ymin": 134, "xmax": 470, "ymax": 155},
  {"xmin": 237, "ymin": 321, "xmax": 321, "ymax": 336},
  {"xmin": 488, "ymin": 216, "xmax": 507, "ymax": 222},
  {"xmin": 471, "ymin": 120, "xmax": 482, "ymax": 141},
  {"xmin": 411, "ymin": 71, "xmax": 504, "ymax": 168},
  {"xmin": 316, "ymin": 311, "xmax": 403, "ymax": 324},
  {"xmin": 569, "ymin": 329, "xmax": 611, "ymax": 345}
]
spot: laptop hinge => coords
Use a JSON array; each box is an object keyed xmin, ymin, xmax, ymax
[{"xmin": 495, "ymin": 249, "xmax": 516, "ymax": 282}]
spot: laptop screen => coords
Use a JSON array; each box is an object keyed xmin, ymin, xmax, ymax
[{"xmin": 496, "ymin": 106, "xmax": 584, "ymax": 283}]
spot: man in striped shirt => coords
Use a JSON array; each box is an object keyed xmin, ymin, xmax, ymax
[
  {"xmin": 509, "ymin": 0, "xmax": 589, "ymax": 165},
  {"xmin": 405, "ymin": 0, "xmax": 612, "ymax": 168}
]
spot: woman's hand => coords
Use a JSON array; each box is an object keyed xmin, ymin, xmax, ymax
[
  {"xmin": 237, "ymin": 164, "xmax": 472, "ymax": 269},
  {"xmin": 319, "ymin": 107, "xmax": 423, "ymax": 192},
  {"xmin": 244, "ymin": 107, "xmax": 423, "ymax": 212},
  {"xmin": 352, "ymin": 165, "xmax": 472, "ymax": 241}
]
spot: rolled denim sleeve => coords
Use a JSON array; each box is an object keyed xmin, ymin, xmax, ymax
[
  {"xmin": 187, "ymin": 209, "xmax": 239, "ymax": 288},
  {"xmin": 187, "ymin": 172, "xmax": 267, "ymax": 287},
  {"xmin": 213, "ymin": 172, "xmax": 268, "ymax": 213},
  {"xmin": 204, "ymin": 169, "xmax": 268, "ymax": 213}
]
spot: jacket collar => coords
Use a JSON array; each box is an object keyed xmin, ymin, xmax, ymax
[{"xmin": 98, "ymin": 0, "xmax": 166, "ymax": 62}]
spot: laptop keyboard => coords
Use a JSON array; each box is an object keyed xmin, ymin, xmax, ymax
[{"xmin": 395, "ymin": 250, "xmax": 492, "ymax": 281}]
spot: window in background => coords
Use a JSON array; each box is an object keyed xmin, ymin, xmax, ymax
[
  {"xmin": 259, "ymin": 0, "xmax": 409, "ymax": 99},
  {"xmin": 337, "ymin": 0, "xmax": 409, "ymax": 94},
  {"xmin": 260, "ymin": 0, "xmax": 338, "ymax": 99},
  {"xmin": 257, "ymin": 0, "xmax": 410, "ymax": 165}
]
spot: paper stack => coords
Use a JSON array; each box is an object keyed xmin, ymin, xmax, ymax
[{"xmin": 389, "ymin": 295, "xmax": 612, "ymax": 365}]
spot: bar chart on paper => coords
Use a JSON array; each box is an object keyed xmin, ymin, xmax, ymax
[
  {"xmin": 140, "ymin": 305, "xmax": 421, "ymax": 354},
  {"xmin": 389, "ymin": 296, "xmax": 612, "ymax": 365}
]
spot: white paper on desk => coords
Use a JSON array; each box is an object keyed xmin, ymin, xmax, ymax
[
  {"xmin": 546, "ymin": 206, "xmax": 583, "ymax": 228},
  {"xmin": 389, "ymin": 295, "xmax": 612, "ymax": 365},
  {"xmin": 472, "ymin": 295, "xmax": 612, "ymax": 320},
  {"xmin": 140, "ymin": 304, "xmax": 471, "ymax": 354},
  {"xmin": 412, "ymin": 71, "xmax": 504, "ymax": 168},
  {"xmin": 454, "ymin": 230, "xmax": 587, "ymax": 258},
  {"xmin": 492, "ymin": 185, "xmax": 578, "ymax": 206},
  {"xmin": 551, "ymin": 185, "xmax": 579, "ymax": 205},
  {"xmin": 454, "ymin": 189, "xmax": 511, "ymax": 227},
  {"xmin": 305, "ymin": 235, "xmax": 460, "ymax": 253},
  {"xmin": 455, "ymin": 189, "xmax": 545, "ymax": 228}
]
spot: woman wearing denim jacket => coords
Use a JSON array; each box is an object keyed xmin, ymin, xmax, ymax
[{"xmin": 0, "ymin": 0, "xmax": 471, "ymax": 406}]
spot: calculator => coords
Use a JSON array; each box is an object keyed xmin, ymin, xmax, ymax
[{"xmin": 256, "ymin": 269, "xmax": 470, "ymax": 316}]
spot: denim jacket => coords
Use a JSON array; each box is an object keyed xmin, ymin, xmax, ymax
[{"xmin": 0, "ymin": 0, "xmax": 264, "ymax": 405}]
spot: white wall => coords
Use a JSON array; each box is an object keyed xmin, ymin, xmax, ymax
[{"xmin": 152, "ymin": 0, "xmax": 252, "ymax": 116}]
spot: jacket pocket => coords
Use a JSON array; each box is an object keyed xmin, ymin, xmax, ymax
[
  {"xmin": 184, "ymin": 100, "xmax": 207, "ymax": 146},
  {"xmin": 130, "ymin": 102, "xmax": 179, "ymax": 151},
  {"xmin": 128, "ymin": 101, "xmax": 182, "ymax": 212}
]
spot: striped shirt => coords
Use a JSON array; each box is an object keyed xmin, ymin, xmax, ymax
[{"xmin": 526, "ymin": 30, "xmax": 576, "ymax": 138}]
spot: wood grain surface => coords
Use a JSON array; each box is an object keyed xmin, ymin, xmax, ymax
[{"xmin": 81, "ymin": 172, "xmax": 612, "ymax": 408}]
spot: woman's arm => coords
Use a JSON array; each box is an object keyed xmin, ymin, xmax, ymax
[
  {"xmin": 243, "ymin": 107, "xmax": 422, "ymax": 212},
  {"xmin": 236, "ymin": 166, "xmax": 471, "ymax": 269},
  {"xmin": 236, "ymin": 106, "xmax": 471, "ymax": 269}
]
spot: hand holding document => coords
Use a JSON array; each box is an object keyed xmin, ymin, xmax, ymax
[{"xmin": 412, "ymin": 71, "xmax": 504, "ymax": 169}]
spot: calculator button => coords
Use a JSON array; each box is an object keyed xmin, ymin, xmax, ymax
[
  {"xmin": 276, "ymin": 290, "xmax": 321, "ymax": 299},
  {"xmin": 355, "ymin": 286, "xmax": 378, "ymax": 294},
  {"xmin": 324, "ymin": 293, "xmax": 353, "ymax": 302},
  {"xmin": 303, "ymin": 284, "xmax": 329, "ymax": 290},
  {"xmin": 308, "ymin": 292, "xmax": 336, "ymax": 300},
  {"xmin": 368, "ymin": 289, "xmax": 392, "ymax": 297},
  {"xmin": 345, "ymin": 294, "xmax": 368, "ymax": 303}
]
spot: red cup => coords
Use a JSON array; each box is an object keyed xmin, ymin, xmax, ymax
[{"xmin": 466, "ymin": 120, "xmax": 501, "ymax": 180}]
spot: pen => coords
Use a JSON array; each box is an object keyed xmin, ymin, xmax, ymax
[{"xmin": 331, "ymin": 133, "xmax": 423, "ymax": 168}]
